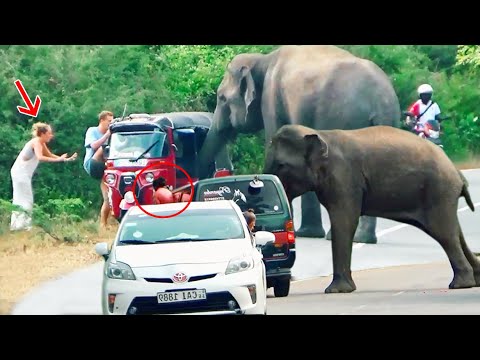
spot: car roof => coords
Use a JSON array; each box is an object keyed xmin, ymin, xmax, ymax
[
  {"xmin": 127, "ymin": 199, "xmax": 237, "ymax": 217},
  {"xmin": 196, "ymin": 174, "xmax": 280, "ymax": 185}
]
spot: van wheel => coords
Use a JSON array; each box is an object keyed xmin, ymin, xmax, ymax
[{"xmin": 273, "ymin": 279, "xmax": 290, "ymax": 297}]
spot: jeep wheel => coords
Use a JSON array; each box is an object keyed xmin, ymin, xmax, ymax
[{"xmin": 273, "ymin": 279, "xmax": 290, "ymax": 297}]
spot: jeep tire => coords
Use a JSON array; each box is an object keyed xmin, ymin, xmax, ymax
[{"xmin": 273, "ymin": 279, "xmax": 290, "ymax": 297}]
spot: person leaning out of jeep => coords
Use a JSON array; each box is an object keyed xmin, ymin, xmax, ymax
[{"xmin": 243, "ymin": 208, "xmax": 256, "ymax": 233}]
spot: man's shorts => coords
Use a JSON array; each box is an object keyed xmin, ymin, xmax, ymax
[{"xmin": 85, "ymin": 159, "xmax": 106, "ymax": 180}]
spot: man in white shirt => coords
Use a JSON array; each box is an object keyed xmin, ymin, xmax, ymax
[
  {"xmin": 83, "ymin": 110, "xmax": 114, "ymax": 229},
  {"xmin": 407, "ymin": 83, "xmax": 442, "ymax": 126}
]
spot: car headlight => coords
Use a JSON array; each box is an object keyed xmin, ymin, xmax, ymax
[
  {"xmin": 107, "ymin": 261, "xmax": 136, "ymax": 280},
  {"xmin": 225, "ymin": 256, "xmax": 254, "ymax": 275}
]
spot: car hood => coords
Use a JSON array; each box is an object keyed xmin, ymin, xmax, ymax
[{"xmin": 114, "ymin": 239, "xmax": 252, "ymax": 268}]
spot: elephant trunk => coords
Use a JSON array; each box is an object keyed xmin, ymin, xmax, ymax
[{"xmin": 197, "ymin": 126, "xmax": 234, "ymax": 179}]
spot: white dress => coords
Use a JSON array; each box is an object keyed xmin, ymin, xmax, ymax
[{"xmin": 10, "ymin": 139, "xmax": 39, "ymax": 231}]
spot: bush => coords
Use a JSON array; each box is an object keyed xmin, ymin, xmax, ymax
[{"xmin": 40, "ymin": 198, "xmax": 87, "ymax": 219}]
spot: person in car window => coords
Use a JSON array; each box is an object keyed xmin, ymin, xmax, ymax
[
  {"xmin": 243, "ymin": 208, "xmax": 256, "ymax": 233},
  {"xmin": 153, "ymin": 177, "xmax": 174, "ymax": 204},
  {"xmin": 83, "ymin": 110, "xmax": 114, "ymax": 229}
]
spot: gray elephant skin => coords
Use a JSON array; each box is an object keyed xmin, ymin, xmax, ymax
[
  {"xmin": 264, "ymin": 124, "xmax": 479, "ymax": 293},
  {"xmin": 197, "ymin": 45, "xmax": 401, "ymax": 243}
]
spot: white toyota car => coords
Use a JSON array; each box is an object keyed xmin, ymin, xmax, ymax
[{"xmin": 95, "ymin": 200, "xmax": 272, "ymax": 315}]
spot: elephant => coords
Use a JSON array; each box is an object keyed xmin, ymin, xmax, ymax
[
  {"xmin": 264, "ymin": 123, "xmax": 480, "ymax": 293},
  {"xmin": 197, "ymin": 45, "xmax": 401, "ymax": 244}
]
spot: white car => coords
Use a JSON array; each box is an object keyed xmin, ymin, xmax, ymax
[{"xmin": 95, "ymin": 200, "xmax": 273, "ymax": 315}]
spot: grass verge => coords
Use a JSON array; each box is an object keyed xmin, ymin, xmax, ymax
[{"xmin": 0, "ymin": 221, "xmax": 117, "ymax": 315}]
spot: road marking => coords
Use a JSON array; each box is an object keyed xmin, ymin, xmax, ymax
[
  {"xmin": 392, "ymin": 291, "xmax": 405, "ymax": 296},
  {"xmin": 458, "ymin": 202, "xmax": 480, "ymax": 212},
  {"xmin": 292, "ymin": 202, "xmax": 480, "ymax": 284},
  {"xmin": 376, "ymin": 224, "xmax": 408, "ymax": 238},
  {"xmin": 376, "ymin": 202, "xmax": 480, "ymax": 239},
  {"xmin": 338, "ymin": 304, "xmax": 367, "ymax": 315}
]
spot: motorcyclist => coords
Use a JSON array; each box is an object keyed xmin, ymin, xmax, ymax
[{"xmin": 406, "ymin": 84, "xmax": 442, "ymax": 129}]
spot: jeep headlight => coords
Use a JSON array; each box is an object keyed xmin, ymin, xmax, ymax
[
  {"xmin": 225, "ymin": 256, "xmax": 254, "ymax": 275},
  {"xmin": 145, "ymin": 172, "xmax": 154, "ymax": 183},
  {"xmin": 105, "ymin": 174, "xmax": 116, "ymax": 185},
  {"xmin": 107, "ymin": 261, "xmax": 136, "ymax": 280}
]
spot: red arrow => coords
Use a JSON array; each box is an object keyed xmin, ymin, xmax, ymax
[{"xmin": 14, "ymin": 79, "xmax": 42, "ymax": 117}]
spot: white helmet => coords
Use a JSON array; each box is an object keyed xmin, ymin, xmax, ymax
[{"xmin": 418, "ymin": 83, "xmax": 433, "ymax": 95}]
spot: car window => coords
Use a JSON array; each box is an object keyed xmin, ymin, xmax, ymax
[
  {"xmin": 117, "ymin": 208, "xmax": 245, "ymax": 244},
  {"xmin": 197, "ymin": 180, "xmax": 284, "ymax": 215},
  {"xmin": 109, "ymin": 131, "xmax": 167, "ymax": 160}
]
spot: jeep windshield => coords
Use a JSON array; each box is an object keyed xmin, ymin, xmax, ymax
[
  {"xmin": 109, "ymin": 131, "xmax": 167, "ymax": 160},
  {"xmin": 197, "ymin": 180, "xmax": 284, "ymax": 215},
  {"xmin": 117, "ymin": 208, "xmax": 245, "ymax": 245}
]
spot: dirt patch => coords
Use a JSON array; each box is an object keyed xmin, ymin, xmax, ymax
[
  {"xmin": 0, "ymin": 225, "xmax": 117, "ymax": 315},
  {"xmin": 455, "ymin": 158, "xmax": 480, "ymax": 170}
]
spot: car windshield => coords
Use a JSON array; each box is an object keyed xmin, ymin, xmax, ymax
[
  {"xmin": 109, "ymin": 131, "xmax": 167, "ymax": 160},
  {"xmin": 117, "ymin": 208, "xmax": 245, "ymax": 245},
  {"xmin": 197, "ymin": 180, "xmax": 284, "ymax": 215}
]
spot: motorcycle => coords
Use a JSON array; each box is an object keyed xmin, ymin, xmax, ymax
[{"xmin": 403, "ymin": 111, "xmax": 450, "ymax": 148}]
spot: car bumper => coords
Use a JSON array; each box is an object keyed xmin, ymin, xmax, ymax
[
  {"xmin": 102, "ymin": 270, "xmax": 266, "ymax": 315},
  {"xmin": 264, "ymin": 250, "xmax": 295, "ymax": 276}
]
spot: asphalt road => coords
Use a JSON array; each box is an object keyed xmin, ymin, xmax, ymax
[
  {"xmin": 11, "ymin": 169, "xmax": 480, "ymax": 315},
  {"xmin": 268, "ymin": 261, "xmax": 480, "ymax": 315}
]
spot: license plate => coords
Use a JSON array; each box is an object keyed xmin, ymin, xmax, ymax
[
  {"xmin": 157, "ymin": 289, "xmax": 207, "ymax": 303},
  {"xmin": 113, "ymin": 158, "xmax": 147, "ymax": 167}
]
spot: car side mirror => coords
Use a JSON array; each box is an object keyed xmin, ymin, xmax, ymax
[
  {"xmin": 95, "ymin": 242, "xmax": 110, "ymax": 261},
  {"xmin": 255, "ymin": 231, "xmax": 276, "ymax": 247}
]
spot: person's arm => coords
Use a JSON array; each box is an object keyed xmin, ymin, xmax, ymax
[
  {"xmin": 434, "ymin": 103, "xmax": 443, "ymax": 121},
  {"xmin": 42, "ymin": 143, "xmax": 61, "ymax": 158},
  {"xmin": 42, "ymin": 143, "xmax": 78, "ymax": 161},
  {"xmin": 85, "ymin": 128, "xmax": 110, "ymax": 152},
  {"xmin": 33, "ymin": 139, "xmax": 67, "ymax": 162}
]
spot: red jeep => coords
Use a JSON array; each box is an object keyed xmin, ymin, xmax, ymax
[{"xmin": 103, "ymin": 112, "xmax": 233, "ymax": 222}]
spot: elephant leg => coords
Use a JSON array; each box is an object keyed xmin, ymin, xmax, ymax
[
  {"xmin": 426, "ymin": 214, "xmax": 475, "ymax": 289},
  {"xmin": 353, "ymin": 216, "xmax": 378, "ymax": 244},
  {"xmin": 325, "ymin": 205, "xmax": 360, "ymax": 294},
  {"xmin": 295, "ymin": 192, "xmax": 326, "ymax": 238},
  {"xmin": 458, "ymin": 223, "xmax": 480, "ymax": 287},
  {"xmin": 326, "ymin": 216, "xmax": 378, "ymax": 244}
]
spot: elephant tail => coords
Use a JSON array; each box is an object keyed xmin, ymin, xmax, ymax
[{"xmin": 459, "ymin": 171, "xmax": 475, "ymax": 212}]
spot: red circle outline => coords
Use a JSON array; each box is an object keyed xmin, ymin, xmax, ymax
[{"xmin": 131, "ymin": 162, "xmax": 194, "ymax": 219}]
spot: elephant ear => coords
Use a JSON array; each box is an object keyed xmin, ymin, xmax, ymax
[
  {"xmin": 304, "ymin": 134, "xmax": 329, "ymax": 170},
  {"xmin": 240, "ymin": 66, "xmax": 256, "ymax": 110}
]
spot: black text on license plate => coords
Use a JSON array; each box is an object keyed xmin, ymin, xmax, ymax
[{"xmin": 157, "ymin": 289, "xmax": 207, "ymax": 303}]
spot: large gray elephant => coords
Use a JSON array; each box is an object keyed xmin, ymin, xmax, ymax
[
  {"xmin": 198, "ymin": 45, "xmax": 401, "ymax": 244},
  {"xmin": 264, "ymin": 124, "xmax": 480, "ymax": 293}
]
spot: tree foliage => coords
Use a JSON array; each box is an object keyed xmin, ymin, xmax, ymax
[{"xmin": 1, "ymin": 45, "xmax": 479, "ymax": 219}]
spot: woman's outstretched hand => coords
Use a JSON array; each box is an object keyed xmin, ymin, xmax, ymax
[
  {"xmin": 58, "ymin": 153, "xmax": 77, "ymax": 162},
  {"xmin": 67, "ymin": 152, "xmax": 78, "ymax": 162}
]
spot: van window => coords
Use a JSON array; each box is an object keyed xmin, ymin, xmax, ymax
[{"xmin": 197, "ymin": 180, "xmax": 284, "ymax": 215}]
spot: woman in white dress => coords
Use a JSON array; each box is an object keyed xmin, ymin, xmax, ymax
[{"xmin": 10, "ymin": 122, "xmax": 78, "ymax": 231}]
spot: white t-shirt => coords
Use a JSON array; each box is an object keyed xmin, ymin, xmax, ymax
[{"xmin": 408, "ymin": 100, "xmax": 441, "ymax": 125}]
